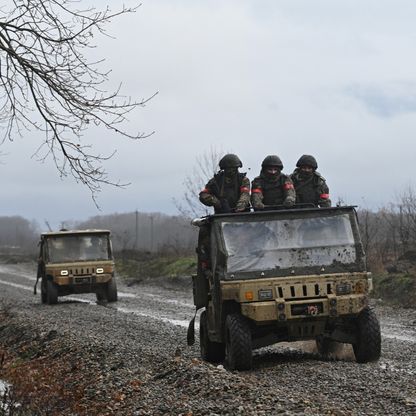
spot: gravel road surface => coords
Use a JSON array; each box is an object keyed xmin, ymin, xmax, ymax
[{"xmin": 0, "ymin": 263, "xmax": 415, "ymax": 415}]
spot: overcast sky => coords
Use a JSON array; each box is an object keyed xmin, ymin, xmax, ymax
[{"xmin": 2, "ymin": 0, "xmax": 416, "ymax": 229}]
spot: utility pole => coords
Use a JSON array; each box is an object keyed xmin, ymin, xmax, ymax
[
  {"xmin": 135, "ymin": 210, "xmax": 139, "ymax": 250},
  {"xmin": 150, "ymin": 215, "xmax": 154, "ymax": 252}
]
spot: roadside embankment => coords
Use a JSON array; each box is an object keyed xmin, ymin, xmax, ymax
[
  {"xmin": 372, "ymin": 273, "xmax": 416, "ymax": 308},
  {"xmin": 115, "ymin": 251, "xmax": 196, "ymax": 283}
]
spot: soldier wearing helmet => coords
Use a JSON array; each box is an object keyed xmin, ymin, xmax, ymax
[
  {"xmin": 251, "ymin": 155, "xmax": 296, "ymax": 210},
  {"xmin": 199, "ymin": 153, "xmax": 250, "ymax": 213},
  {"xmin": 290, "ymin": 154, "xmax": 331, "ymax": 207}
]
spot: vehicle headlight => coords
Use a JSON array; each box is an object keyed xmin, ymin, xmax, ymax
[
  {"xmin": 60, "ymin": 270, "xmax": 68, "ymax": 276},
  {"xmin": 96, "ymin": 268, "xmax": 104, "ymax": 274},
  {"xmin": 258, "ymin": 289, "xmax": 273, "ymax": 300},
  {"xmin": 336, "ymin": 283, "xmax": 352, "ymax": 295}
]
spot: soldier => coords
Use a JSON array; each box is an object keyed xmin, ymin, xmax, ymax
[
  {"xmin": 251, "ymin": 155, "xmax": 296, "ymax": 210},
  {"xmin": 290, "ymin": 154, "xmax": 331, "ymax": 207},
  {"xmin": 199, "ymin": 153, "xmax": 250, "ymax": 213}
]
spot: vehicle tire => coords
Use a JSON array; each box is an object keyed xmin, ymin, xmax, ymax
[
  {"xmin": 96, "ymin": 285, "xmax": 107, "ymax": 302},
  {"xmin": 46, "ymin": 280, "xmax": 58, "ymax": 305},
  {"xmin": 41, "ymin": 278, "xmax": 47, "ymax": 304},
  {"xmin": 353, "ymin": 307, "xmax": 381, "ymax": 363},
  {"xmin": 315, "ymin": 336, "xmax": 338, "ymax": 358},
  {"xmin": 225, "ymin": 313, "xmax": 252, "ymax": 371},
  {"xmin": 200, "ymin": 311, "xmax": 225, "ymax": 363},
  {"xmin": 106, "ymin": 277, "xmax": 118, "ymax": 302}
]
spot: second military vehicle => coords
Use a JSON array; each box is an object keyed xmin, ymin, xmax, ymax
[
  {"xmin": 36, "ymin": 229, "xmax": 117, "ymax": 304},
  {"xmin": 189, "ymin": 206, "xmax": 381, "ymax": 370}
]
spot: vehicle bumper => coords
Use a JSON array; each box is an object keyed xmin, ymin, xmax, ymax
[
  {"xmin": 53, "ymin": 274, "xmax": 112, "ymax": 286},
  {"xmin": 241, "ymin": 294, "xmax": 368, "ymax": 323}
]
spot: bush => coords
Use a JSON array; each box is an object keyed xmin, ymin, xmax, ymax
[{"xmin": 372, "ymin": 273, "xmax": 416, "ymax": 308}]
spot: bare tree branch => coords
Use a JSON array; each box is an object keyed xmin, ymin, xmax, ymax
[
  {"xmin": 0, "ymin": 0, "xmax": 156, "ymax": 200},
  {"xmin": 174, "ymin": 146, "xmax": 224, "ymax": 218}
]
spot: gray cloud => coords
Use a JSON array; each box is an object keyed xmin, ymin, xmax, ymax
[
  {"xmin": 346, "ymin": 83, "xmax": 416, "ymax": 117},
  {"xmin": 2, "ymin": 0, "xmax": 416, "ymax": 227}
]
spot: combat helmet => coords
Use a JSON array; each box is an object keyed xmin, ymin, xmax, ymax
[
  {"xmin": 219, "ymin": 154, "xmax": 243, "ymax": 169},
  {"xmin": 261, "ymin": 155, "xmax": 283, "ymax": 170},
  {"xmin": 296, "ymin": 154, "xmax": 318, "ymax": 170}
]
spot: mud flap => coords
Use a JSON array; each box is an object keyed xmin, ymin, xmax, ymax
[
  {"xmin": 187, "ymin": 309, "xmax": 198, "ymax": 346},
  {"xmin": 33, "ymin": 277, "xmax": 39, "ymax": 295}
]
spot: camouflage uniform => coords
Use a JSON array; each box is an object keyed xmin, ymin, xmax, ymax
[
  {"xmin": 290, "ymin": 155, "xmax": 331, "ymax": 207},
  {"xmin": 198, "ymin": 154, "xmax": 250, "ymax": 274},
  {"xmin": 251, "ymin": 155, "xmax": 296, "ymax": 210},
  {"xmin": 199, "ymin": 154, "xmax": 250, "ymax": 213}
]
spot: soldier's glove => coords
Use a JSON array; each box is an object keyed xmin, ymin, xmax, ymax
[
  {"xmin": 318, "ymin": 199, "xmax": 331, "ymax": 208},
  {"xmin": 254, "ymin": 202, "xmax": 265, "ymax": 211},
  {"xmin": 234, "ymin": 203, "xmax": 246, "ymax": 213},
  {"xmin": 283, "ymin": 198, "xmax": 294, "ymax": 208},
  {"xmin": 213, "ymin": 199, "xmax": 222, "ymax": 210}
]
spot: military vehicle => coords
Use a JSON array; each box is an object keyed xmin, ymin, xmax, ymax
[
  {"xmin": 188, "ymin": 206, "xmax": 381, "ymax": 370},
  {"xmin": 35, "ymin": 229, "xmax": 117, "ymax": 304}
]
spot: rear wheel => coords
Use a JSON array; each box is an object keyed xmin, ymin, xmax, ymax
[
  {"xmin": 46, "ymin": 280, "xmax": 58, "ymax": 305},
  {"xmin": 200, "ymin": 311, "xmax": 225, "ymax": 363},
  {"xmin": 225, "ymin": 314, "xmax": 252, "ymax": 371},
  {"xmin": 353, "ymin": 307, "xmax": 381, "ymax": 363}
]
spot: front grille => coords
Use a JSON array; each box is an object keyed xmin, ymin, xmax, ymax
[
  {"xmin": 69, "ymin": 267, "xmax": 95, "ymax": 276},
  {"xmin": 276, "ymin": 282, "xmax": 332, "ymax": 299},
  {"xmin": 292, "ymin": 323, "xmax": 321, "ymax": 337}
]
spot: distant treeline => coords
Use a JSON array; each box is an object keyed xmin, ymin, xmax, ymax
[
  {"xmin": 1, "ymin": 187, "xmax": 416, "ymax": 269},
  {"xmin": 357, "ymin": 189, "xmax": 416, "ymax": 272},
  {"xmin": 0, "ymin": 216, "xmax": 39, "ymax": 254},
  {"xmin": 76, "ymin": 212, "xmax": 196, "ymax": 254},
  {"xmin": 0, "ymin": 212, "xmax": 196, "ymax": 255}
]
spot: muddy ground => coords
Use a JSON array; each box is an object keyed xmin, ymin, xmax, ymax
[{"xmin": 0, "ymin": 262, "xmax": 415, "ymax": 415}]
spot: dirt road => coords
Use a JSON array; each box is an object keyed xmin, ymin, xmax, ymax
[{"xmin": 0, "ymin": 263, "xmax": 415, "ymax": 415}]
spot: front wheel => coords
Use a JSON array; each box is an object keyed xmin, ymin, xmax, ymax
[
  {"xmin": 46, "ymin": 280, "xmax": 58, "ymax": 305},
  {"xmin": 41, "ymin": 278, "xmax": 47, "ymax": 304},
  {"xmin": 106, "ymin": 277, "xmax": 118, "ymax": 302},
  {"xmin": 200, "ymin": 311, "xmax": 225, "ymax": 363},
  {"xmin": 225, "ymin": 314, "xmax": 252, "ymax": 371},
  {"xmin": 316, "ymin": 336, "xmax": 339, "ymax": 359},
  {"xmin": 353, "ymin": 307, "xmax": 381, "ymax": 363},
  {"xmin": 96, "ymin": 285, "xmax": 107, "ymax": 303}
]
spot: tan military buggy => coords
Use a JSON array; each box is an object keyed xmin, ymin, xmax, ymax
[
  {"xmin": 188, "ymin": 206, "xmax": 381, "ymax": 370},
  {"xmin": 35, "ymin": 229, "xmax": 117, "ymax": 304}
]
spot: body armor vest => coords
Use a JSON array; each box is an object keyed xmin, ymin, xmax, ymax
[
  {"xmin": 212, "ymin": 172, "xmax": 245, "ymax": 210},
  {"xmin": 293, "ymin": 174, "xmax": 319, "ymax": 205},
  {"xmin": 258, "ymin": 175, "xmax": 287, "ymax": 205}
]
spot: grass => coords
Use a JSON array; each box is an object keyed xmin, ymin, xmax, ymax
[
  {"xmin": 115, "ymin": 251, "xmax": 197, "ymax": 281},
  {"xmin": 372, "ymin": 273, "xmax": 416, "ymax": 307}
]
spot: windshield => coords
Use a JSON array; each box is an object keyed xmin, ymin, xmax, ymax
[
  {"xmin": 221, "ymin": 214, "xmax": 356, "ymax": 273},
  {"xmin": 47, "ymin": 234, "xmax": 110, "ymax": 263}
]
